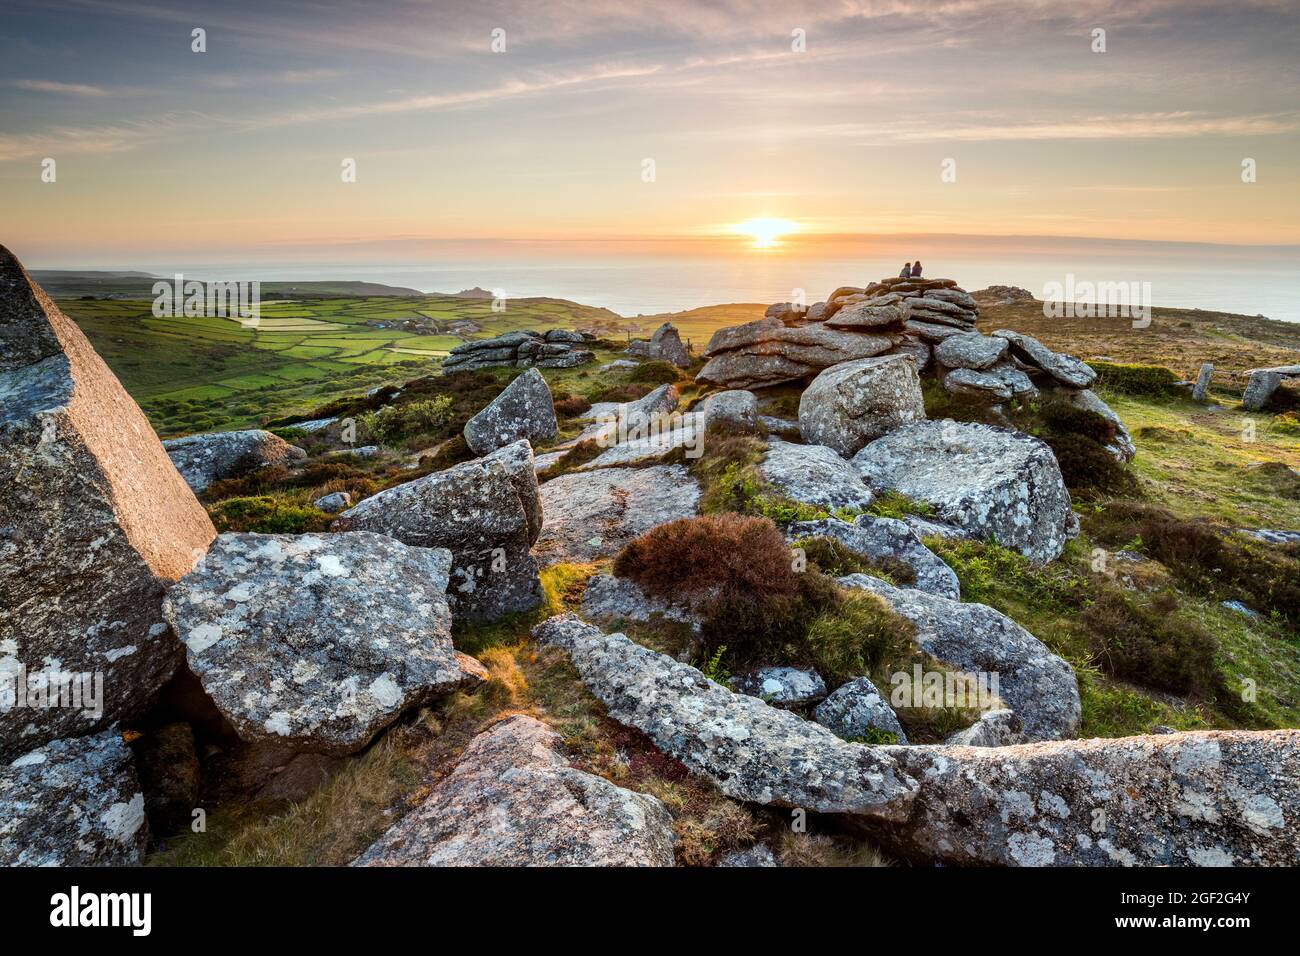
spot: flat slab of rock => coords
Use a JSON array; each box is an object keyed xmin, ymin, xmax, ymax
[
  {"xmin": 697, "ymin": 318, "xmax": 894, "ymax": 388},
  {"xmin": 853, "ymin": 420, "xmax": 1078, "ymax": 563},
  {"xmin": 759, "ymin": 440, "xmax": 874, "ymax": 510},
  {"xmin": 535, "ymin": 465, "xmax": 700, "ymax": 565},
  {"xmin": 934, "ymin": 333, "xmax": 1009, "ymax": 371},
  {"xmin": 334, "ymin": 440, "xmax": 543, "ymax": 620},
  {"xmin": 0, "ymin": 730, "xmax": 147, "ymax": 866},
  {"xmin": 163, "ymin": 429, "xmax": 306, "ymax": 493},
  {"xmin": 943, "ymin": 363, "xmax": 1038, "ymax": 402},
  {"xmin": 0, "ymin": 246, "xmax": 216, "ymax": 758},
  {"xmin": 581, "ymin": 574, "xmax": 701, "ymax": 630},
  {"xmin": 580, "ymin": 417, "xmax": 701, "ymax": 469},
  {"xmin": 164, "ymin": 532, "xmax": 485, "ymax": 755},
  {"xmin": 799, "ymin": 355, "xmax": 926, "ymax": 457},
  {"xmin": 839, "ymin": 574, "xmax": 1081, "ymax": 741},
  {"xmin": 886, "ymin": 730, "xmax": 1300, "ymax": 866},
  {"xmin": 814, "ymin": 676, "xmax": 908, "ymax": 744},
  {"xmin": 533, "ymin": 615, "xmax": 918, "ymax": 817},
  {"xmin": 788, "ymin": 515, "xmax": 959, "ymax": 599},
  {"xmin": 463, "ymin": 367, "xmax": 558, "ymax": 456},
  {"xmin": 353, "ymin": 715, "xmax": 675, "ymax": 866},
  {"xmin": 992, "ymin": 330, "xmax": 1097, "ymax": 389}
]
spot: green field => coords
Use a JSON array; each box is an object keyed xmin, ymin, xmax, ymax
[{"xmin": 62, "ymin": 294, "xmax": 629, "ymax": 436}]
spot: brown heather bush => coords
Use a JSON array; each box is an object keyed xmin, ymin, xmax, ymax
[
  {"xmin": 1081, "ymin": 590, "xmax": 1222, "ymax": 697},
  {"xmin": 552, "ymin": 391, "xmax": 592, "ymax": 418},
  {"xmin": 613, "ymin": 514, "xmax": 799, "ymax": 600}
]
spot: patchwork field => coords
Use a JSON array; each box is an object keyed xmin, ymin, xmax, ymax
[{"xmin": 62, "ymin": 294, "xmax": 629, "ymax": 435}]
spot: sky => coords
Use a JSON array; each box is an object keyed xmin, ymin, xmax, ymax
[{"xmin": 2, "ymin": 0, "xmax": 1299, "ymax": 270}]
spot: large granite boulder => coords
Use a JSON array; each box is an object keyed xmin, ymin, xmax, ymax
[
  {"xmin": 353, "ymin": 715, "xmax": 676, "ymax": 866},
  {"xmin": 886, "ymin": 730, "xmax": 1300, "ymax": 866},
  {"xmin": 333, "ymin": 440, "xmax": 543, "ymax": 620},
  {"xmin": 697, "ymin": 318, "xmax": 894, "ymax": 388},
  {"xmin": 533, "ymin": 615, "xmax": 919, "ymax": 817},
  {"xmin": 0, "ymin": 730, "xmax": 148, "ymax": 866},
  {"xmin": 163, "ymin": 532, "xmax": 486, "ymax": 755},
  {"xmin": 788, "ymin": 515, "xmax": 960, "ymax": 599},
  {"xmin": 758, "ymin": 440, "xmax": 874, "ymax": 510},
  {"xmin": 627, "ymin": 322, "xmax": 691, "ymax": 368},
  {"xmin": 798, "ymin": 354, "xmax": 926, "ymax": 457},
  {"xmin": 839, "ymin": 574, "xmax": 1081, "ymax": 741},
  {"xmin": 0, "ymin": 246, "xmax": 216, "ymax": 759},
  {"xmin": 853, "ymin": 420, "xmax": 1078, "ymax": 563},
  {"xmin": 463, "ymin": 368, "xmax": 558, "ymax": 456},
  {"xmin": 535, "ymin": 464, "xmax": 700, "ymax": 565},
  {"xmin": 934, "ymin": 333, "xmax": 1009, "ymax": 371},
  {"xmin": 942, "ymin": 363, "xmax": 1038, "ymax": 402},
  {"xmin": 1241, "ymin": 365, "xmax": 1300, "ymax": 411},
  {"xmin": 700, "ymin": 389, "xmax": 759, "ymax": 434},
  {"xmin": 814, "ymin": 677, "xmax": 909, "ymax": 745},
  {"xmin": 162, "ymin": 429, "xmax": 306, "ymax": 493},
  {"xmin": 992, "ymin": 330, "xmax": 1097, "ymax": 389}
]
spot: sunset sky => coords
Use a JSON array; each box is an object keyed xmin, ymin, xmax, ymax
[{"xmin": 3, "ymin": 0, "xmax": 1299, "ymax": 268}]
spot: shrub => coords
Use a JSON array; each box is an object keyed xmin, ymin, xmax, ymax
[
  {"xmin": 356, "ymin": 396, "xmax": 453, "ymax": 446},
  {"xmin": 1086, "ymin": 362, "xmax": 1184, "ymax": 397},
  {"xmin": 1271, "ymin": 411, "xmax": 1300, "ymax": 437},
  {"xmin": 552, "ymin": 392, "xmax": 592, "ymax": 418},
  {"xmin": 1081, "ymin": 591, "xmax": 1222, "ymax": 697},
  {"xmin": 802, "ymin": 591, "xmax": 918, "ymax": 686},
  {"xmin": 629, "ymin": 361, "xmax": 683, "ymax": 385},
  {"xmin": 208, "ymin": 496, "xmax": 332, "ymax": 534}
]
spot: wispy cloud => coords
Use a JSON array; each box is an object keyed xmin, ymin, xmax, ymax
[{"xmin": 13, "ymin": 79, "xmax": 109, "ymax": 97}]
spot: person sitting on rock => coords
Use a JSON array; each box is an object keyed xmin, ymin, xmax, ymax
[
  {"xmin": 911, "ymin": 260, "xmax": 923, "ymax": 277},
  {"xmin": 899, "ymin": 262, "xmax": 912, "ymax": 278}
]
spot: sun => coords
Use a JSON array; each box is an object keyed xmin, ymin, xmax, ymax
[{"xmin": 733, "ymin": 217, "xmax": 799, "ymax": 249}]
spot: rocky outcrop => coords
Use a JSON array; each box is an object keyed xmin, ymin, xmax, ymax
[
  {"xmin": 627, "ymin": 322, "xmax": 691, "ymax": 368},
  {"xmin": 0, "ymin": 730, "xmax": 148, "ymax": 866},
  {"xmin": 839, "ymin": 574, "xmax": 1081, "ymax": 741},
  {"xmin": 333, "ymin": 440, "xmax": 543, "ymax": 620},
  {"xmin": 535, "ymin": 465, "xmax": 700, "ymax": 565},
  {"xmin": 934, "ymin": 333, "xmax": 1008, "ymax": 371},
  {"xmin": 697, "ymin": 317, "xmax": 893, "ymax": 389},
  {"xmin": 735, "ymin": 667, "xmax": 827, "ymax": 707},
  {"xmin": 788, "ymin": 515, "xmax": 960, "ymax": 600},
  {"xmin": 442, "ymin": 330, "xmax": 594, "ymax": 373},
  {"xmin": 971, "ymin": 285, "xmax": 1035, "ymax": 306},
  {"xmin": 353, "ymin": 715, "xmax": 676, "ymax": 867},
  {"xmin": 0, "ymin": 246, "xmax": 216, "ymax": 759},
  {"xmin": 814, "ymin": 677, "xmax": 908, "ymax": 744},
  {"xmin": 700, "ymin": 389, "xmax": 759, "ymax": 434},
  {"xmin": 163, "ymin": 532, "xmax": 485, "ymax": 755},
  {"xmin": 886, "ymin": 731, "xmax": 1300, "ymax": 866},
  {"xmin": 853, "ymin": 420, "xmax": 1078, "ymax": 563},
  {"xmin": 1241, "ymin": 365, "xmax": 1300, "ymax": 411},
  {"xmin": 162, "ymin": 429, "xmax": 306, "ymax": 493},
  {"xmin": 758, "ymin": 440, "xmax": 874, "ymax": 510},
  {"xmin": 532, "ymin": 615, "xmax": 919, "ymax": 816},
  {"xmin": 463, "ymin": 367, "xmax": 559, "ymax": 456},
  {"xmin": 798, "ymin": 355, "xmax": 926, "ymax": 457},
  {"xmin": 942, "ymin": 364, "xmax": 1038, "ymax": 402},
  {"xmin": 991, "ymin": 330, "xmax": 1097, "ymax": 389}
]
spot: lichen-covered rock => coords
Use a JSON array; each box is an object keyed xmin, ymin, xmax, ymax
[
  {"xmin": 535, "ymin": 465, "xmax": 700, "ymax": 565},
  {"xmin": 163, "ymin": 532, "xmax": 485, "ymax": 754},
  {"xmin": 839, "ymin": 574, "xmax": 1080, "ymax": 741},
  {"xmin": 1192, "ymin": 363, "xmax": 1214, "ymax": 402},
  {"xmin": 701, "ymin": 389, "xmax": 759, "ymax": 434},
  {"xmin": 1060, "ymin": 388, "xmax": 1136, "ymax": 462},
  {"xmin": 0, "ymin": 730, "xmax": 148, "ymax": 866},
  {"xmin": 942, "ymin": 363, "xmax": 1038, "ymax": 402},
  {"xmin": 934, "ymin": 333, "xmax": 1009, "ymax": 371},
  {"xmin": 463, "ymin": 367, "xmax": 558, "ymax": 456},
  {"xmin": 581, "ymin": 417, "xmax": 701, "ymax": 469},
  {"xmin": 581, "ymin": 574, "xmax": 701, "ymax": 630},
  {"xmin": 442, "ymin": 330, "xmax": 595, "ymax": 372},
  {"xmin": 697, "ymin": 318, "xmax": 893, "ymax": 388},
  {"xmin": 313, "ymin": 491, "xmax": 352, "ymax": 513},
  {"xmin": 353, "ymin": 714, "xmax": 675, "ymax": 866},
  {"xmin": 992, "ymin": 330, "xmax": 1097, "ymax": 389},
  {"xmin": 852, "ymin": 420, "xmax": 1078, "ymax": 563},
  {"xmin": 734, "ymin": 667, "xmax": 827, "ymax": 707},
  {"xmin": 532, "ymin": 615, "xmax": 918, "ymax": 816},
  {"xmin": 787, "ymin": 515, "xmax": 959, "ymax": 599},
  {"xmin": 814, "ymin": 677, "xmax": 908, "ymax": 744},
  {"xmin": 943, "ymin": 708, "xmax": 1024, "ymax": 747},
  {"xmin": 162, "ymin": 429, "xmax": 306, "ymax": 493},
  {"xmin": 758, "ymin": 440, "xmax": 874, "ymax": 510},
  {"xmin": 0, "ymin": 246, "xmax": 216, "ymax": 759},
  {"xmin": 627, "ymin": 322, "xmax": 691, "ymax": 368},
  {"xmin": 585, "ymin": 383, "xmax": 680, "ymax": 435},
  {"xmin": 885, "ymin": 731, "xmax": 1300, "ymax": 866},
  {"xmin": 333, "ymin": 440, "xmax": 543, "ymax": 620},
  {"xmin": 1240, "ymin": 366, "xmax": 1300, "ymax": 411},
  {"xmin": 718, "ymin": 844, "xmax": 779, "ymax": 867},
  {"xmin": 798, "ymin": 355, "xmax": 926, "ymax": 457},
  {"xmin": 824, "ymin": 300, "xmax": 909, "ymax": 330}
]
